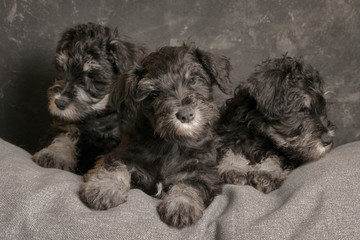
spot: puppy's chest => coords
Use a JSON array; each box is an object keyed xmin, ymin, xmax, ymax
[
  {"xmin": 136, "ymin": 143, "xmax": 213, "ymax": 172},
  {"xmin": 79, "ymin": 111, "xmax": 121, "ymax": 148},
  {"xmin": 158, "ymin": 144, "xmax": 216, "ymax": 174},
  {"xmin": 128, "ymin": 139, "xmax": 216, "ymax": 196}
]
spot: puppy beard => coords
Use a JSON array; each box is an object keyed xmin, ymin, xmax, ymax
[
  {"xmin": 155, "ymin": 100, "xmax": 219, "ymax": 142},
  {"xmin": 294, "ymin": 129, "xmax": 335, "ymax": 161},
  {"xmin": 268, "ymin": 126, "xmax": 335, "ymax": 162},
  {"xmin": 48, "ymin": 89, "xmax": 109, "ymax": 121}
]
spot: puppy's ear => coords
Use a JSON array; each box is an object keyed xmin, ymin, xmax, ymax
[
  {"xmin": 107, "ymin": 37, "xmax": 146, "ymax": 75},
  {"xmin": 107, "ymin": 39, "xmax": 129, "ymax": 75},
  {"xmin": 110, "ymin": 65, "xmax": 145, "ymax": 123},
  {"xmin": 246, "ymin": 69, "xmax": 288, "ymax": 120},
  {"xmin": 192, "ymin": 48, "xmax": 232, "ymax": 94}
]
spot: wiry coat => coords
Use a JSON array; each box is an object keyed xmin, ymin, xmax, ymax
[
  {"xmin": 80, "ymin": 43, "xmax": 232, "ymax": 228},
  {"xmin": 217, "ymin": 56, "xmax": 335, "ymax": 193},
  {"xmin": 33, "ymin": 23, "xmax": 146, "ymax": 174}
]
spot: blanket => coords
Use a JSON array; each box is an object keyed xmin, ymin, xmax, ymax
[{"xmin": 0, "ymin": 138, "xmax": 359, "ymax": 240}]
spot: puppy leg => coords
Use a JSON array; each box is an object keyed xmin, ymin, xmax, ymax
[
  {"xmin": 157, "ymin": 183, "xmax": 205, "ymax": 229},
  {"xmin": 157, "ymin": 168, "xmax": 221, "ymax": 229},
  {"xmin": 80, "ymin": 156, "xmax": 131, "ymax": 210},
  {"xmin": 248, "ymin": 156, "xmax": 291, "ymax": 193},
  {"xmin": 33, "ymin": 133, "xmax": 78, "ymax": 172},
  {"xmin": 217, "ymin": 149, "xmax": 252, "ymax": 185}
]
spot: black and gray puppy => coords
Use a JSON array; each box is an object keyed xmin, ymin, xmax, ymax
[
  {"xmin": 217, "ymin": 56, "xmax": 335, "ymax": 193},
  {"xmin": 33, "ymin": 23, "xmax": 146, "ymax": 174},
  {"xmin": 80, "ymin": 43, "xmax": 232, "ymax": 228}
]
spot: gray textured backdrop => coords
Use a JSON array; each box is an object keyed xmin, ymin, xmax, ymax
[{"xmin": 1, "ymin": 0, "xmax": 359, "ymax": 153}]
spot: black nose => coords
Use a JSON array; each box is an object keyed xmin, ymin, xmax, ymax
[
  {"xmin": 55, "ymin": 99, "xmax": 68, "ymax": 110},
  {"xmin": 321, "ymin": 133, "xmax": 333, "ymax": 146},
  {"xmin": 176, "ymin": 107, "xmax": 195, "ymax": 123}
]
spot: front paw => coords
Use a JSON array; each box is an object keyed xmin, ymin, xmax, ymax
[
  {"xmin": 32, "ymin": 148, "xmax": 76, "ymax": 171},
  {"xmin": 219, "ymin": 169, "xmax": 248, "ymax": 185},
  {"xmin": 217, "ymin": 149, "xmax": 252, "ymax": 185},
  {"xmin": 157, "ymin": 184, "xmax": 205, "ymax": 229},
  {"xmin": 80, "ymin": 165, "xmax": 131, "ymax": 210},
  {"xmin": 248, "ymin": 171, "xmax": 285, "ymax": 193}
]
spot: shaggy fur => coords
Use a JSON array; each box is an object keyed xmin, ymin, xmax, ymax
[
  {"xmin": 217, "ymin": 56, "xmax": 335, "ymax": 193},
  {"xmin": 80, "ymin": 43, "xmax": 232, "ymax": 228},
  {"xmin": 33, "ymin": 23, "xmax": 146, "ymax": 174}
]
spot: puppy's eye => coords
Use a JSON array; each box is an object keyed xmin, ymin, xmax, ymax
[
  {"xmin": 87, "ymin": 72, "xmax": 96, "ymax": 79},
  {"xmin": 149, "ymin": 91, "xmax": 160, "ymax": 98},
  {"xmin": 188, "ymin": 78, "xmax": 196, "ymax": 85},
  {"xmin": 299, "ymin": 107, "xmax": 311, "ymax": 115},
  {"xmin": 51, "ymin": 85, "xmax": 63, "ymax": 93}
]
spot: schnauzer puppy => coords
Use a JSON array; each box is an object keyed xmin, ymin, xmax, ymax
[
  {"xmin": 32, "ymin": 23, "xmax": 146, "ymax": 174},
  {"xmin": 80, "ymin": 43, "xmax": 232, "ymax": 228},
  {"xmin": 217, "ymin": 56, "xmax": 335, "ymax": 193}
]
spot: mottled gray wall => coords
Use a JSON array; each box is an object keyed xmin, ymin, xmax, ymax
[{"xmin": 1, "ymin": 0, "xmax": 359, "ymax": 153}]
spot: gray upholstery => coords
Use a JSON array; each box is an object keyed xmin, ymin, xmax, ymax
[{"xmin": 1, "ymin": 138, "xmax": 359, "ymax": 239}]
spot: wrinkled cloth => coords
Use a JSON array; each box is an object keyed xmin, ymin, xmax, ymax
[{"xmin": 1, "ymin": 138, "xmax": 359, "ymax": 240}]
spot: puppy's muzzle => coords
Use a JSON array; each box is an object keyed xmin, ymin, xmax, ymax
[
  {"xmin": 176, "ymin": 107, "xmax": 195, "ymax": 124},
  {"xmin": 321, "ymin": 132, "xmax": 333, "ymax": 147},
  {"xmin": 55, "ymin": 99, "xmax": 69, "ymax": 110}
]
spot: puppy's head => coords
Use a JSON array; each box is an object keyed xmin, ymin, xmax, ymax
[
  {"xmin": 111, "ymin": 43, "xmax": 232, "ymax": 142},
  {"xmin": 48, "ymin": 23, "xmax": 146, "ymax": 121},
  {"xmin": 245, "ymin": 56, "xmax": 335, "ymax": 162}
]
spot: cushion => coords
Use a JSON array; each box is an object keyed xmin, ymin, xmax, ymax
[{"xmin": 0, "ymin": 138, "xmax": 359, "ymax": 239}]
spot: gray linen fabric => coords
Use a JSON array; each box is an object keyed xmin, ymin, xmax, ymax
[{"xmin": 0, "ymin": 138, "xmax": 359, "ymax": 240}]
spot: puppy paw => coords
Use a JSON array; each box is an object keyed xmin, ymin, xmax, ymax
[
  {"xmin": 32, "ymin": 148, "xmax": 76, "ymax": 171},
  {"xmin": 80, "ymin": 164, "xmax": 131, "ymax": 210},
  {"xmin": 157, "ymin": 184, "xmax": 205, "ymax": 229},
  {"xmin": 248, "ymin": 156, "xmax": 291, "ymax": 193},
  {"xmin": 248, "ymin": 171, "xmax": 285, "ymax": 193},
  {"xmin": 33, "ymin": 134, "xmax": 78, "ymax": 171},
  {"xmin": 217, "ymin": 149, "xmax": 251, "ymax": 185},
  {"xmin": 219, "ymin": 169, "xmax": 248, "ymax": 185}
]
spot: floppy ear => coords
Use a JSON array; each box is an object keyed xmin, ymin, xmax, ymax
[
  {"xmin": 107, "ymin": 39, "xmax": 129, "ymax": 75},
  {"xmin": 107, "ymin": 37, "xmax": 147, "ymax": 75},
  {"xmin": 192, "ymin": 48, "xmax": 233, "ymax": 94},
  {"xmin": 109, "ymin": 65, "xmax": 145, "ymax": 123},
  {"xmin": 246, "ymin": 69, "xmax": 288, "ymax": 120}
]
